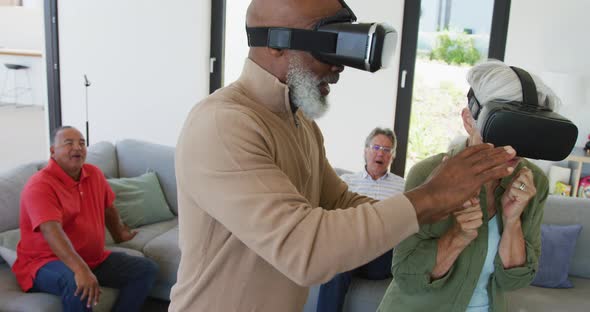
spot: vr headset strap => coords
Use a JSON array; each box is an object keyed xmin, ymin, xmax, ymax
[
  {"xmin": 510, "ymin": 66, "xmax": 539, "ymax": 106},
  {"xmin": 467, "ymin": 88, "xmax": 482, "ymax": 120},
  {"xmin": 246, "ymin": 27, "xmax": 338, "ymax": 53}
]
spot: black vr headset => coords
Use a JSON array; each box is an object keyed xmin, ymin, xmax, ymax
[
  {"xmin": 468, "ymin": 66, "xmax": 578, "ymax": 161},
  {"xmin": 246, "ymin": 0, "xmax": 397, "ymax": 73}
]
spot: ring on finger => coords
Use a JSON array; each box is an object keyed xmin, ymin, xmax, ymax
[{"xmin": 518, "ymin": 182, "xmax": 526, "ymax": 191}]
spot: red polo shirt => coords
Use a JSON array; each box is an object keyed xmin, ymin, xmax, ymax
[{"xmin": 12, "ymin": 158, "xmax": 114, "ymax": 291}]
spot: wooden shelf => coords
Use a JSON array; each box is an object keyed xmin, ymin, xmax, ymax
[
  {"xmin": 0, "ymin": 48, "xmax": 42, "ymax": 58},
  {"xmin": 566, "ymin": 147, "xmax": 590, "ymax": 198}
]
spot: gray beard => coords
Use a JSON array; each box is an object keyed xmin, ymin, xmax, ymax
[{"xmin": 286, "ymin": 56, "xmax": 330, "ymax": 120}]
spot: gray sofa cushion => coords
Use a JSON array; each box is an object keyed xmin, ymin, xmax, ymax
[
  {"xmin": 115, "ymin": 140, "xmax": 178, "ymax": 215},
  {"xmin": 303, "ymin": 278, "xmax": 392, "ymax": 312},
  {"xmin": 106, "ymin": 218, "xmax": 178, "ymax": 252},
  {"xmin": 0, "ymin": 264, "xmax": 118, "ymax": 312},
  {"xmin": 0, "ymin": 229, "xmax": 20, "ymax": 266},
  {"xmin": 506, "ymin": 276, "xmax": 590, "ymax": 312},
  {"xmin": 0, "ymin": 229, "xmax": 20, "ymax": 250},
  {"xmin": 542, "ymin": 195, "xmax": 590, "ymax": 278},
  {"xmin": 106, "ymin": 246, "xmax": 145, "ymax": 258},
  {"xmin": 342, "ymin": 278, "xmax": 391, "ymax": 312},
  {"xmin": 302, "ymin": 285, "xmax": 320, "ymax": 312},
  {"xmin": 334, "ymin": 167, "xmax": 353, "ymax": 176},
  {"xmin": 0, "ymin": 247, "xmax": 15, "ymax": 267},
  {"xmin": 0, "ymin": 237, "xmax": 137, "ymax": 312},
  {"xmin": 143, "ymin": 226, "xmax": 180, "ymax": 300},
  {"xmin": 87, "ymin": 141, "xmax": 119, "ymax": 179},
  {"xmin": 0, "ymin": 163, "xmax": 43, "ymax": 233}
]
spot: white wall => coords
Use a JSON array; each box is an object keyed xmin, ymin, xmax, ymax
[
  {"xmin": 0, "ymin": 6, "xmax": 43, "ymax": 50},
  {"xmin": 224, "ymin": 0, "xmax": 249, "ymax": 84},
  {"xmin": 505, "ymin": 0, "xmax": 590, "ymax": 148},
  {"xmin": 58, "ymin": 1, "xmax": 211, "ymax": 146},
  {"xmin": 0, "ymin": 106, "xmax": 48, "ymax": 172},
  {"xmin": 224, "ymin": 0, "xmax": 405, "ymax": 172}
]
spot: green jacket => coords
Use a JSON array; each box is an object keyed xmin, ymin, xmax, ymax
[{"xmin": 378, "ymin": 144, "xmax": 548, "ymax": 312}]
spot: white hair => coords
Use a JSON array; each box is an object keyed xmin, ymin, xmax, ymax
[
  {"xmin": 467, "ymin": 59, "xmax": 562, "ymax": 111},
  {"xmin": 364, "ymin": 127, "xmax": 397, "ymax": 158}
]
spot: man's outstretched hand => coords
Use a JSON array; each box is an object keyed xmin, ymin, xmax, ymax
[
  {"xmin": 113, "ymin": 223, "xmax": 137, "ymax": 244},
  {"xmin": 405, "ymin": 144, "xmax": 516, "ymax": 224}
]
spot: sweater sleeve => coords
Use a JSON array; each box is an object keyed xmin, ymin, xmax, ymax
[
  {"xmin": 176, "ymin": 107, "xmax": 419, "ymax": 286},
  {"xmin": 492, "ymin": 166, "xmax": 548, "ymax": 291},
  {"xmin": 392, "ymin": 230, "xmax": 459, "ymax": 293},
  {"xmin": 310, "ymin": 121, "xmax": 374, "ymax": 211},
  {"xmin": 318, "ymin": 159, "xmax": 375, "ymax": 211}
]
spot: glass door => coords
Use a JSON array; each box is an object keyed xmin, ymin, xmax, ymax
[
  {"xmin": 0, "ymin": 0, "xmax": 49, "ymax": 171},
  {"xmin": 392, "ymin": 0, "xmax": 511, "ymax": 176}
]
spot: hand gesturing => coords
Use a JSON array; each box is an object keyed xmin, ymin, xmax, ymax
[
  {"xmin": 74, "ymin": 268, "xmax": 101, "ymax": 308},
  {"xmin": 452, "ymin": 198, "xmax": 483, "ymax": 245},
  {"xmin": 501, "ymin": 166, "xmax": 536, "ymax": 224}
]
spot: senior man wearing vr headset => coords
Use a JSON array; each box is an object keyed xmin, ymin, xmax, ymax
[{"xmin": 169, "ymin": 1, "xmax": 518, "ymax": 311}]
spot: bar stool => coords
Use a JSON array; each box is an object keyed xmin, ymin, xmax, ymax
[{"xmin": 0, "ymin": 63, "xmax": 33, "ymax": 107}]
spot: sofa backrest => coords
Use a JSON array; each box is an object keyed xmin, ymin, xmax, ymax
[
  {"xmin": 86, "ymin": 141, "xmax": 119, "ymax": 179},
  {"xmin": 0, "ymin": 162, "xmax": 46, "ymax": 233},
  {"xmin": 542, "ymin": 195, "xmax": 590, "ymax": 278},
  {"xmin": 115, "ymin": 139, "xmax": 178, "ymax": 215},
  {"xmin": 334, "ymin": 167, "xmax": 353, "ymax": 176}
]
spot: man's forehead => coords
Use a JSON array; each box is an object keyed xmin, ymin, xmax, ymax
[
  {"xmin": 371, "ymin": 135, "xmax": 393, "ymax": 145},
  {"xmin": 57, "ymin": 129, "xmax": 84, "ymax": 141}
]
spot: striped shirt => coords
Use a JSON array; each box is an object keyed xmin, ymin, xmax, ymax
[{"xmin": 341, "ymin": 169, "xmax": 405, "ymax": 200}]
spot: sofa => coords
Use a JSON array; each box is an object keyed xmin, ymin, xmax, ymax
[
  {"xmin": 1, "ymin": 139, "xmax": 589, "ymax": 312},
  {"xmin": 303, "ymin": 194, "xmax": 590, "ymax": 312},
  {"xmin": 0, "ymin": 139, "xmax": 180, "ymax": 312}
]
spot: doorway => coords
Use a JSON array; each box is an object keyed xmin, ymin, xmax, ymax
[
  {"xmin": 0, "ymin": 0, "xmax": 49, "ymax": 171},
  {"xmin": 392, "ymin": 0, "xmax": 511, "ymax": 176}
]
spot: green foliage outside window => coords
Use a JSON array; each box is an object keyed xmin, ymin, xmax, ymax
[
  {"xmin": 430, "ymin": 31, "xmax": 481, "ymax": 66},
  {"xmin": 406, "ymin": 75, "xmax": 467, "ymax": 173}
]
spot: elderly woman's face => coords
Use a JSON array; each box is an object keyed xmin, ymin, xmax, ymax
[
  {"xmin": 461, "ymin": 107, "xmax": 521, "ymax": 167},
  {"xmin": 461, "ymin": 108, "xmax": 484, "ymax": 146}
]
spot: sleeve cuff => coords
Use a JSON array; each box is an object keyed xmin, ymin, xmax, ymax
[
  {"xmin": 373, "ymin": 194, "xmax": 419, "ymax": 246},
  {"xmin": 493, "ymin": 254, "xmax": 536, "ymax": 290},
  {"xmin": 394, "ymin": 238, "xmax": 454, "ymax": 292},
  {"xmin": 32, "ymin": 217, "xmax": 62, "ymax": 232}
]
